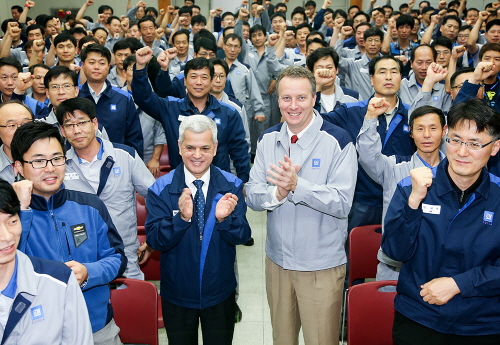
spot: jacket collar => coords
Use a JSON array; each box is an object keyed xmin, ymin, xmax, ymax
[
  {"xmin": 435, "ymin": 158, "xmax": 490, "ymax": 200},
  {"xmin": 79, "ymin": 80, "xmax": 113, "ymax": 99},
  {"xmin": 30, "ymin": 185, "xmax": 67, "ymax": 211},
  {"xmin": 276, "ymin": 111, "xmax": 323, "ymax": 151},
  {"xmin": 179, "ymin": 93, "xmax": 221, "ymax": 114},
  {"xmin": 168, "ymin": 163, "xmax": 233, "ymax": 196}
]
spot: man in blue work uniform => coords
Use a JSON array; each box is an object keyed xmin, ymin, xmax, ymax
[
  {"xmin": 0, "ymin": 179, "xmax": 93, "ymax": 345},
  {"xmin": 322, "ymin": 55, "xmax": 415, "ymax": 233},
  {"xmin": 132, "ymin": 47, "xmax": 250, "ymax": 183},
  {"xmin": 11, "ymin": 121, "xmax": 127, "ymax": 345},
  {"xmin": 383, "ymin": 99, "xmax": 500, "ymax": 344},
  {"xmin": 78, "ymin": 44, "xmax": 144, "ymax": 159},
  {"xmin": 146, "ymin": 115, "xmax": 250, "ymax": 344}
]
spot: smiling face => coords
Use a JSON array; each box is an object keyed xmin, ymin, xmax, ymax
[
  {"xmin": 446, "ymin": 120, "xmax": 500, "ymax": 187},
  {"xmin": 46, "ymin": 75, "xmax": 79, "ymax": 108},
  {"xmin": 0, "ymin": 211, "xmax": 21, "ymax": 268},
  {"xmin": 211, "ymin": 64, "xmax": 227, "ymax": 96},
  {"xmin": 251, "ymin": 30, "xmax": 266, "ymax": 48},
  {"xmin": 184, "ymin": 67, "xmax": 211, "ymax": 101},
  {"xmin": 0, "ymin": 104, "xmax": 33, "ymax": 153},
  {"xmin": 55, "ymin": 40, "xmax": 76, "ymax": 63},
  {"xmin": 278, "ymin": 76, "xmax": 316, "ymax": 134},
  {"xmin": 0, "ymin": 65, "xmax": 18, "ymax": 98},
  {"xmin": 15, "ymin": 137, "xmax": 66, "ymax": 200},
  {"xmin": 173, "ymin": 33, "xmax": 189, "ymax": 57},
  {"xmin": 60, "ymin": 110, "xmax": 98, "ymax": 151},
  {"xmin": 179, "ymin": 129, "xmax": 217, "ymax": 179},
  {"xmin": 82, "ymin": 52, "xmax": 109, "ymax": 83}
]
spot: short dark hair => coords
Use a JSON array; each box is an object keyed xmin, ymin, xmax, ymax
[
  {"xmin": 1, "ymin": 19, "xmax": 18, "ymax": 34},
  {"xmin": 0, "ymin": 57, "xmax": 22, "ymax": 73},
  {"xmin": 145, "ymin": 7, "xmax": 158, "ymax": 18},
  {"xmin": 172, "ymin": 29, "xmax": 190, "ymax": 43},
  {"xmin": 479, "ymin": 43, "xmax": 500, "ymax": 60},
  {"xmin": 369, "ymin": 55, "xmax": 403, "ymax": 75},
  {"xmin": 396, "ymin": 14, "xmax": 414, "ymax": 29},
  {"xmin": 450, "ymin": 67, "xmax": 475, "ymax": 88},
  {"xmin": 305, "ymin": 1, "xmax": 317, "ymax": 8},
  {"xmin": 353, "ymin": 11, "xmax": 370, "ymax": 24},
  {"xmin": 194, "ymin": 37, "xmax": 217, "ymax": 54},
  {"xmin": 306, "ymin": 38, "xmax": 328, "ymax": 52},
  {"xmin": 295, "ymin": 23, "xmax": 311, "ymax": 36},
  {"xmin": 178, "ymin": 6, "xmax": 193, "ymax": 17},
  {"xmin": 442, "ymin": 15, "xmax": 461, "ymax": 27},
  {"xmin": 306, "ymin": 47, "xmax": 339, "ymax": 70},
  {"xmin": 222, "ymin": 12, "xmax": 234, "ymax": 21},
  {"xmin": 291, "ymin": 7, "xmax": 307, "ymax": 23},
  {"xmin": 44, "ymin": 66, "xmax": 78, "ymax": 89},
  {"xmin": 224, "ymin": 33, "xmax": 242, "ymax": 46},
  {"xmin": 184, "ymin": 57, "xmax": 214, "ymax": 79},
  {"xmin": 222, "ymin": 26, "xmax": 234, "ymax": 37},
  {"xmin": 466, "ymin": 8, "xmax": 479, "ymax": 16},
  {"xmin": 11, "ymin": 5, "xmax": 23, "ymax": 13},
  {"xmin": 307, "ymin": 30, "xmax": 325, "ymax": 40},
  {"xmin": 98, "ymin": 5, "xmax": 113, "ymax": 14},
  {"xmin": 0, "ymin": 179, "xmax": 20, "ymax": 216},
  {"xmin": 270, "ymin": 12, "xmax": 286, "ymax": 22},
  {"xmin": 409, "ymin": 105, "xmax": 446, "ymax": 128},
  {"xmin": 54, "ymin": 33, "xmax": 77, "ymax": 48},
  {"xmin": 447, "ymin": 99, "xmax": 500, "ymax": 139},
  {"xmin": 138, "ymin": 15, "xmax": 156, "ymax": 29},
  {"xmin": 486, "ymin": 19, "xmax": 500, "ymax": 32},
  {"xmin": 106, "ymin": 15, "xmax": 121, "ymax": 25},
  {"xmin": 275, "ymin": 3, "xmax": 287, "ymax": 11},
  {"xmin": 209, "ymin": 58, "xmax": 229, "ymax": 75},
  {"xmin": 364, "ymin": 27, "xmax": 384, "ymax": 41},
  {"xmin": 26, "ymin": 24, "xmax": 44, "ymax": 37},
  {"xmin": 399, "ymin": 3, "xmax": 409, "ymax": 10},
  {"xmin": 112, "ymin": 40, "xmax": 131, "ymax": 54},
  {"xmin": 69, "ymin": 26, "xmax": 87, "ymax": 37},
  {"xmin": 91, "ymin": 26, "xmax": 108, "ymax": 37},
  {"xmin": 191, "ymin": 14, "xmax": 206, "ymax": 26},
  {"xmin": 335, "ymin": 9, "xmax": 348, "ymax": 20},
  {"xmin": 250, "ymin": 24, "xmax": 266, "ymax": 37},
  {"xmin": 193, "ymin": 29, "xmax": 216, "ymax": 44},
  {"xmin": 123, "ymin": 54, "xmax": 136, "ymax": 71},
  {"xmin": 459, "ymin": 24, "xmax": 473, "ymax": 32},
  {"xmin": 28, "ymin": 63, "xmax": 49, "ymax": 75},
  {"xmin": 11, "ymin": 121, "xmax": 66, "ymax": 164},
  {"xmin": 432, "ymin": 36, "xmax": 452, "ymax": 51},
  {"xmin": 78, "ymin": 36, "xmax": 99, "ymax": 51},
  {"xmin": 125, "ymin": 37, "xmax": 144, "ymax": 53},
  {"xmin": 81, "ymin": 44, "xmax": 111, "ymax": 64},
  {"xmin": 410, "ymin": 44, "xmax": 437, "ymax": 62},
  {"xmin": 56, "ymin": 98, "xmax": 96, "ymax": 125}
]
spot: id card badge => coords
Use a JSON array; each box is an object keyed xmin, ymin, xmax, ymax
[{"xmin": 71, "ymin": 223, "xmax": 88, "ymax": 247}]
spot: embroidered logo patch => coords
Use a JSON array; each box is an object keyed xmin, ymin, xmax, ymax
[
  {"xmin": 31, "ymin": 305, "xmax": 44, "ymax": 323},
  {"xmin": 113, "ymin": 167, "xmax": 121, "ymax": 176},
  {"xmin": 312, "ymin": 159, "xmax": 321, "ymax": 168},
  {"xmin": 484, "ymin": 211, "xmax": 494, "ymax": 225},
  {"xmin": 403, "ymin": 125, "xmax": 410, "ymax": 133},
  {"xmin": 71, "ymin": 223, "xmax": 88, "ymax": 247},
  {"xmin": 110, "ymin": 104, "xmax": 117, "ymax": 111},
  {"xmin": 433, "ymin": 96, "xmax": 439, "ymax": 101},
  {"xmin": 214, "ymin": 118, "xmax": 221, "ymax": 125}
]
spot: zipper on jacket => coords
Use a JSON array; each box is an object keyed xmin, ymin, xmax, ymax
[
  {"xmin": 460, "ymin": 190, "xmax": 465, "ymax": 203},
  {"xmin": 49, "ymin": 206, "xmax": 72, "ymax": 259}
]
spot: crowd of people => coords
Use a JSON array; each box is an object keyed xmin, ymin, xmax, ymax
[{"xmin": 0, "ymin": 0, "xmax": 500, "ymax": 344}]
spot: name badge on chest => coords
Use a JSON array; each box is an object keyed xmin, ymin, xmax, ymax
[{"xmin": 422, "ymin": 203, "xmax": 441, "ymax": 214}]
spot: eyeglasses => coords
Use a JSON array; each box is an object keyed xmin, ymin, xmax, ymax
[
  {"xmin": 445, "ymin": 137, "xmax": 495, "ymax": 150},
  {"xmin": 436, "ymin": 50, "xmax": 451, "ymax": 56},
  {"xmin": 213, "ymin": 74, "xmax": 226, "ymax": 80},
  {"xmin": 225, "ymin": 44, "xmax": 241, "ymax": 50},
  {"xmin": 49, "ymin": 84, "xmax": 74, "ymax": 91},
  {"xmin": 22, "ymin": 156, "xmax": 66, "ymax": 169},
  {"xmin": 61, "ymin": 120, "xmax": 93, "ymax": 130},
  {"xmin": 0, "ymin": 120, "xmax": 33, "ymax": 130}
]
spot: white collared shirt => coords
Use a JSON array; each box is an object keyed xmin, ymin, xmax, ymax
[
  {"xmin": 88, "ymin": 83, "xmax": 107, "ymax": 104},
  {"xmin": 384, "ymin": 98, "xmax": 400, "ymax": 130},
  {"xmin": 184, "ymin": 166, "xmax": 210, "ymax": 203},
  {"xmin": 286, "ymin": 113, "xmax": 316, "ymax": 142}
]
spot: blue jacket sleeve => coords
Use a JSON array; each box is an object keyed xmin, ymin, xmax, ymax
[
  {"xmin": 155, "ymin": 69, "xmax": 184, "ymax": 98},
  {"xmin": 313, "ymin": 8, "xmax": 326, "ymax": 30},
  {"xmin": 145, "ymin": 187, "xmax": 192, "ymax": 252},
  {"xmin": 216, "ymin": 179, "xmax": 251, "ymax": 245},
  {"xmin": 453, "ymin": 81, "xmax": 480, "ymax": 105},
  {"xmin": 381, "ymin": 183, "xmax": 423, "ymax": 262},
  {"xmin": 82, "ymin": 199, "xmax": 127, "ymax": 290},
  {"xmin": 226, "ymin": 108, "xmax": 251, "ymax": 183},
  {"xmin": 125, "ymin": 98, "xmax": 144, "ymax": 159},
  {"xmin": 132, "ymin": 67, "xmax": 168, "ymax": 123}
]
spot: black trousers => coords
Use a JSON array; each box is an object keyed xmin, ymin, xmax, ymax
[
  {"xmin": 393, "ymin": 311, "xmax": 500, "ymax": 345},
  {"xmin": 162, "ymin": 291, "xmax": 236, "ymax": 345}
]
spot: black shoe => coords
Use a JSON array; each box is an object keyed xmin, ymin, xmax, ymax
[
  {"xmin": 235, "ymin": 304, "xmax": 242, "ymax": 323},
  {"xmin": 244, "ymin": 237, "xmax": 254, "ymax": 246}
]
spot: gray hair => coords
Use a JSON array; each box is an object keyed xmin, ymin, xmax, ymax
[
  {"xmin": 276, "ymin": 65, "xmax": 316, "ymax": 97},
  {"xmin": 179, "ymin": 115, "xmax": 218, "ymax": 144}
]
